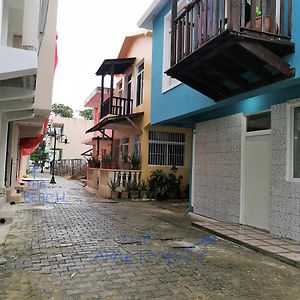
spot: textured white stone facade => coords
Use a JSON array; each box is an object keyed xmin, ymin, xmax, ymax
[
  {"xmin": 193, "ymin": 101, "xmax": 300, "ymax": 242},
  {"xmin": 270, "ymin": 99, "xmax": 300, "ymax": 242},
  {"xmin": 193, "ymin": 114, "xmax": 242, "ymax": 223}
]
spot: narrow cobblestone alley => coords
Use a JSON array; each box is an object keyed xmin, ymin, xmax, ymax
[{"xmin": 0, "ymin": 176, "xmax": 300, "ymax": 300}]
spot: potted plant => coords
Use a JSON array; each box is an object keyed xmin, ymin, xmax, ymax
[
  {"xmin": 129, "ymin": 153, "xmax": 141, "ymax": 170},
  {"xmin": 129, "ymin": 180, "xmax": 140, "ymax": 200},
  {"xmin": 148, "ymin": 169, "xmax": 169, "ymax": 201},
  {"xmin": 167, "ymin": 166, "xmax": 183, "ymax": 199},
  {"xmin": 120, "ymin": 182, "xmax": 130, "ymax": 199},
  {"xmin": 140, "ymin": 180, "xmax": 149, "ymax": 200},
  {"xmin": 121, "ymin": 150, "xmax": 130, "ymax": 170},
  {"xmin": 101, "ymin": 154, "xmax": 112, "ymax": 169},
  {"xmin": 108, "ymin": 179, "xmax": 120, "ymax": 199},
  {"xmin": 87, "ymin": 157, "xmax": 101, "ymax": 168},
  {"xmin": 246, "ymin": 6, "xmax": 278, "ymax": 33}
]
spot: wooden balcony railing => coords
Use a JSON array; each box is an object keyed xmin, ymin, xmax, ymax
[
  {"xmin": 171, "ymin": 0, "xmax": 292, "ymax": 67},
  {"xmin": 100, "ymin": 96, "xmax": 133, "ymax": 119}
]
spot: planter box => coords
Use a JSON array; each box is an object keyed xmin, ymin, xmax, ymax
[{"xmin": 102, "ymin": 163, "xmax": 119, "ymax": 169}]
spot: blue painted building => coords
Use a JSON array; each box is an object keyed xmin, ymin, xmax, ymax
[{"xmin": 139, "ymin": 0, "xmax": 300, "ymax": 242}]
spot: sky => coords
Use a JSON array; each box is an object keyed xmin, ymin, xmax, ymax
[{"xmin": 52, "ymin": 0, "xmax": 153, "ymax": 116}]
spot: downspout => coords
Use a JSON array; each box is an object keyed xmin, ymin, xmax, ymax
[{"xmin": 189, "ymin": 126, "xmax": 196, "ymax": 212}]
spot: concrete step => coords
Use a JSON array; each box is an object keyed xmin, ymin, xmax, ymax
[{"xmin": 5, "ymin": 188, "xmax": 22, "ymax": 205}]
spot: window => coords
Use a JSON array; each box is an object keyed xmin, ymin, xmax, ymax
[
  {"xmin": 117, "ymin": 80, "xmax": 123, "ymax": 98},
  {"xmin": 148, "ymin": 131, "xmax": 185, "ymax": 167},
  {"xmin": 126, "ymin": 74, "xmax": 132, "ymax": 99},
  {"xmin": 246, "ymin": 111, "xmax": 271, "ymax": 132},
  {"xmin": 292, "ymin": 107, "xmax": 300, "ymax": 178},
  {"xmin": 162, "ymin": 1, "xmax": 188, "ymax": 93},
  {"xmin": 121, "ymin": 137, "xmax": 129, "ymax": 156},
  {"xmin": 136, "ymin": 62, "xmax": 144, "ymax": 106},
  {"xmin": 133, "ymin": 135, "xmax": 141, "ymax": 155},
  {"xmin": 54, "ymin": 125, "xmax": 63, "ymax": 136}
]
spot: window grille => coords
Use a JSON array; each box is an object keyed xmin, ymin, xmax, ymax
[{"xmin": 148, "ymin": 131, "xmax": 185, "ymax": 167}]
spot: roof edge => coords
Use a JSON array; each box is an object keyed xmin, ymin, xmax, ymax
[{"xmin": 137, "ymin": 0, "xmax": 168, "ymax": 30}]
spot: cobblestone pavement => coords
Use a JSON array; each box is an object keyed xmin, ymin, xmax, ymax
[{"xmin": 0, "ymin": 176, "xmax": 300, "ymax": 300}]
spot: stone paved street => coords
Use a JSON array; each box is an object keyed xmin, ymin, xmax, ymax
[{"xmin": 0, "ymin": 176, "xmax": 300, "ymax": 299}]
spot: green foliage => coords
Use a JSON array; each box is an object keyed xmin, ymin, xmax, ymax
[
  {"xmin": 129, "ymin": 180, "xmax": 140, "ymax": 191},
  {"xmin": 102, "ymin": 154, "xmax": 112, "ymax": 163},
  {"xmin": 30, "ymin": 140, "xmax": 48, "ymax": 172},
  {"xmin": 148, "ymin": 169, "xmax": 170, "ymax": 200},
  {"xmin": 108, "ymin": 179, "xmax": 120, "ymax": 191},
  {"xmin": 121, "ymin": 150, "xmax": 129, "ymax": 164},
  {"xmin": 79, "ymin": 109, "xmax": 93, "ymax": 120},
  {"xmin": 168, "ymin": 166, "xmax": 183, "ymax": 198},
  {"xmin": 129, "ymin": 153, "xmax": 141, "ymax": 169},
  {"xmin": 148, "ymin": 167, "xmax": 183, "ymax": 200},
  {"xmin": 140, "ymin": 180, "xmax": 148, "ymax": 191},
  {"xmin": 256, "ymin": 6, "xmax": 262, "ymax": 17},
  {"xmin": 87, "ymin": 157, "xmax": 101, "ymax": 168},
  {"xmin": 52, "ymin": 103, "xmax": 73, "ymax": 118}
]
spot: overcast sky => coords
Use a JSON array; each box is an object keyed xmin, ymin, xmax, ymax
[{"xmin": 52, "ymin": 0, "xmax": 153, "ymax": 116}]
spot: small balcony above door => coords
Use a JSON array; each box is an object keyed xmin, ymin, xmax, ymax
[
  {"xmin": 96, "ymin": 58, "xmax": 135, "ymax": 120},
  {"xmin": 166, "ymin": 0, "xmax": 295, "ymax": 101}
]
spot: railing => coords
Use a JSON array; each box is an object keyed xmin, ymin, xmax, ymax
[
  {"xmin": 98, "ymin": 169, "xmax": 141, "ymax": 198},
  {"xmin": 171, "ymin": 0, "xmax": 292, "ymax": 66},
  {"xmin": 112, "ymin": 170, "xmax": 141, "ymax": 187},
  {"xmin": 54, "ymin": 159, "xmax": 87, "ymax": 176},
  {"xmin": 100, "ymin": 96, "xmax": 133, "ymax": 119}
]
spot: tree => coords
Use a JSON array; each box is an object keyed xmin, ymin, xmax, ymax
[
  {"xmin": 52, "ymin": 103, "xmax": 73, "ymax": 118},
  {"xmin": 79, "ymin": 109, "xmax": 93, "ymax": 120},
  {"xmin": 30, "ymin": 140, "xmax": 48, "ymax": 173}
]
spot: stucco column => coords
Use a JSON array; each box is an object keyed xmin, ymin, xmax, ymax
[
  {"xmin": 0, "ymin": 0, "xmax": 3, "ymax": 44},
  {"xmin": 0, "ymin": 113, "xmax": 8, "ymax": 193},
  {"xmin": 0, "ymin": 0, "xmax": 8, "ymax": 46},
  {"xmin": 22, "ymin": 0, "xmax": 40, "ymax": 50}
]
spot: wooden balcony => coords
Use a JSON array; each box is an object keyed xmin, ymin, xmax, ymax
[
  {"xmin": 96, "ymin": 57, "xmax": 136, "ymax": 119},
  {"xmin": 100, "ymin": 96, "xmax": 133, "ymax": 119},
  {"xmin": 166, "ymin": 0, "xmax": 295, "ymax": 101}
]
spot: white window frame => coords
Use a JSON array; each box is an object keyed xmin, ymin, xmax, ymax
[
  {"xmin": 287, "ymin": 104, "xmax": 300, "ymax": 182},
  {"xmin": 135, "ymin": 60, "xmax": 144, "ymax": 107},
  {"xmin": 148, "ymin": 131, "xmax": 186, "ymax": 167},
  {"xmin": 162, "ymin": 0, "xmax": 188, "ymax": 93},
  {"xmin": 126, "ymin": 73, "xmax": 132, "ymax": 99}
]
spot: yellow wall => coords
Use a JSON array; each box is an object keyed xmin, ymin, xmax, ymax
[
  {"xmin": 115, "ymin": 32, "xmax": 191, "ymax": 189},
  {"xmin": 140, "ymin": 125, "xmax": 192, "ymax": 189}
]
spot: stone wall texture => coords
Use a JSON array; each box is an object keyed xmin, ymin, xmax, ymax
[
  {"xmin": 271, "ymin": 99, "xmax": 300, "ymax": 242},
  {"xmin": 193, "ymin": 114, "xmax": 242, "ymax": 224}
]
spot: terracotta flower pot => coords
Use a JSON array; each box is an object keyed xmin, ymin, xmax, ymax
[
  {"xmin": 110, "ymin": 190, "xmax": 119, "ymax": 199},
  {"xmin": 121, "ymin": 191, "xmax": 129, "ymax": 199},
  {"xmin": 246, "ymin": 16, "xmax": 278, "ymax": 33}
]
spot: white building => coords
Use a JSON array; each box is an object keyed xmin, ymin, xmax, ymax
[
  {"xmin": 0, "ymin": 0, "xmax": 58, "ymax": 191},
  {"xmin": 48, "ymin": 116, "xmax": 94, "ymax": 160}
]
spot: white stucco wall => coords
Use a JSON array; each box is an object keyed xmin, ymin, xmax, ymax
[{"xmin": 50, "ymin": 116, "xmax": 94, "ymax": 160}]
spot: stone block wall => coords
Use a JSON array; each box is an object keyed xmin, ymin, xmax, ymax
[
  {"xmin": 271, "ymin": 99, "xmax": 300, "ymax": 242},
  {"xmin": 193, "ymin": 114, "xmax": 242, "ymax": 223}
]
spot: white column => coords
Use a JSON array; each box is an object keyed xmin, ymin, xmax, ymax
[
  {"xmin": 0, "ymin": 0, "xmax": 8, "ymax": 46},
  {"xmin": 0, "ymin": 0, "xmax": 3, "ymax": 44},
  {"xmin": 0, "ymin": 113, "xmax": 8, "ymax": 193},
  {"xmin": 22, "ymin": 0, "xmax": 40, "ymax": 50}
]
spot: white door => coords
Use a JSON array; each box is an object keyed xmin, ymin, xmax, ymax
[{"xmin": 244, "ymin": 134, "xmax": 272, "ymax": 231}]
